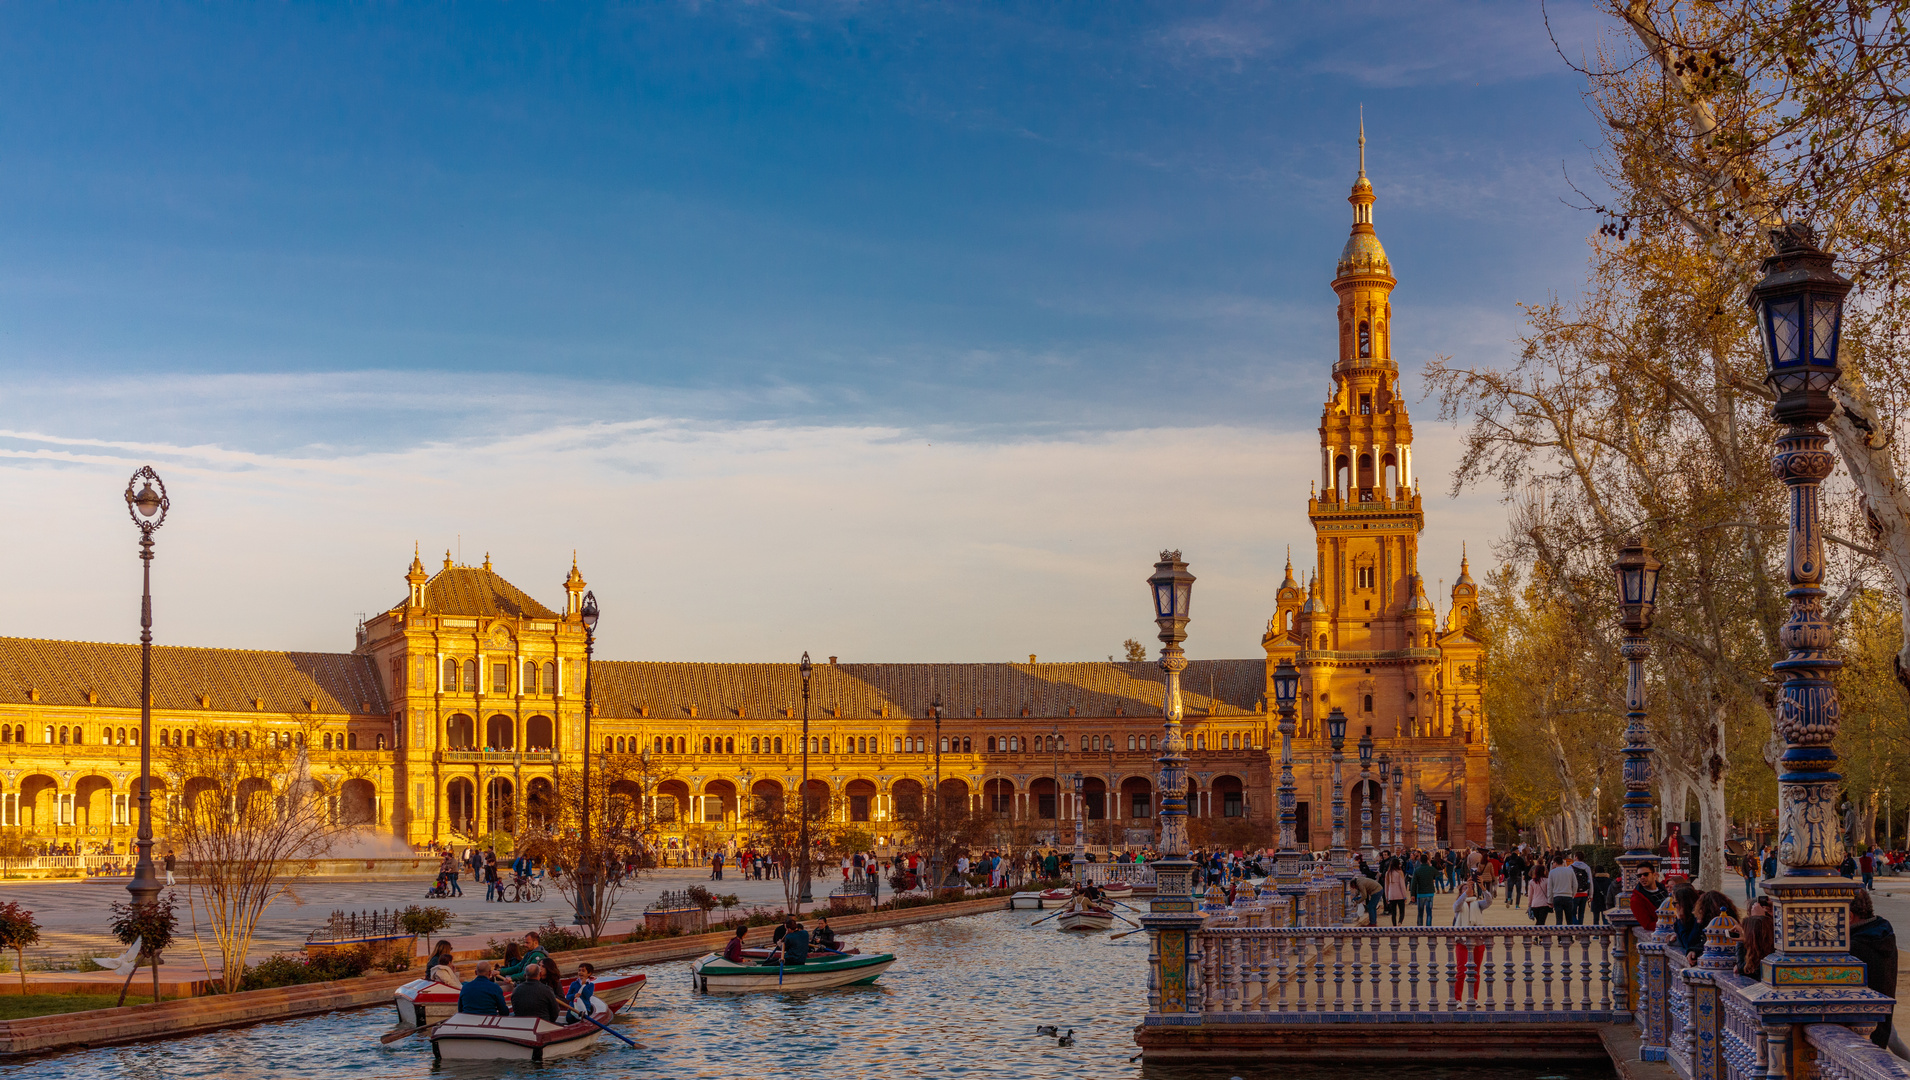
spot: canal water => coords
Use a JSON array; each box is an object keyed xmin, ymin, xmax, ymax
[{"xmin": 4, "ymin": 910, "xmax": 1615, "ymax": 1079}]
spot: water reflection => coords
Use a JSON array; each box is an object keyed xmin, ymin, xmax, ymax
[{"xmin": 3, "ymin": 911, "xmax": 1613, "ymax": 1080}]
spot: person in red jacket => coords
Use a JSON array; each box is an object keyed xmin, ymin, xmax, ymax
[{"xmin": 1630, "ymin": 864, "xmax": 1669, "ymax": 930}]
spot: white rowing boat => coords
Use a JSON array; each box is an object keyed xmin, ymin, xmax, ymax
[
  {"xmin": 430, "ymin": 1006, "xmax": 614, "ymax": 1063},
  {"xmin": 1055, "ymin": 901, "xmax": 1116, "ymax": 932},
  {"xmin": 394, "ymin": 971, "xmax": 645, "ymax": 1027},
  {"xmin": 690, "ymin": 950, "xmax": 896, "ymax": 992}
]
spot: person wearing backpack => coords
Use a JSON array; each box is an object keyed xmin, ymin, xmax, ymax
[
  {"xmin": 1569, "ymin": 854, "xmax": 1594, "ymax": 925},
  {"xmin": 1546, "ymin": 856, "xmax": 1580, "ymax": 925}
]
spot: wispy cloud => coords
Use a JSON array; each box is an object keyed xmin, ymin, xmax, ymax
[{"xmin": 0, "ymin": 371, "xmax": 1501, "ymax": 664}]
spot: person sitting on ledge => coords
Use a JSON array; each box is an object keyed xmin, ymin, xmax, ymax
[
  {"xmin": 510, "ymin": 962, "xmax": 563, "ymax": 1022},
  {"xmin": 456, "ymin": 962, "xmax": 508, "ymax": 1017}
]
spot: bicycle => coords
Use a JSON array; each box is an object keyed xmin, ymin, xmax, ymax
[{"xmin": 504, "ymin": 874, "xmax": 545, "ymax": 903}]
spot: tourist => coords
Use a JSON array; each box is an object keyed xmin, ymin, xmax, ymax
[
  {"xmin": 427, "ymin": 940, "xmax": 462, "ymax": 987},
  {"xmin": 566, "ymin": 962, "xmax": 598, "ymax": 1009},
  {"xmin": 1668, "ymin": 886, "xmax": 1704, "ymax": 966},
  {"xmin": 1411, "ymin": 855, "xmax": 1438, "ymax": 926},
  {"xmin": 483, "ymin": 849, "xmax": 502, "ymax": 901},
  {"xmin": 499, "ymin": 931, "xmax": 550, "ymax": 981},
  {"xmin": 1450, "ymin": 873, "xmax": 1489, "ymax": 1001},
  {"xmin": 163, "ymin": 850, "xmax": 177, "ymax": 887},
  {"xmin": 776, "ymin": 921, "xmax": 812, "ymax": 965},
  {"xmin": 1354, "ymin": 869, "xmax": 1383, "ymax": 926},
  {"xmin": 711, "ymin": 849, "xmax": 725, "ymax": 881},
  {"xmin": 815, "ymin": 918, "xmax": 841, "ymax": 953},
  {"xmin": 1382, "ymin": 857, "xmax": 1408, "ymax": 926},
  {"xmin": 1630, "ymin": 864, "xmax": 1668, "ymax": 930},
  {"xmin": 1739, "ymin": 896, "xmax": 1775, "ymax": 979},
  {"xmin": 842, "ymin": 853, "xmax": 853, "ymax": 882},
  {"xmin": 1589, "ymin": 862, "xmax": 1612, "ymax": 925},
  {"xmin": 1861, "ymin": 846, "xmax": 1876, "ymax": 890},
  {"xmin": 457, "ymin": 962, "xmax": 509, "ymax": 1017},
  {"xmin": 1850, "ymin": 889, "xmax": 1897, "ymax": 1049},
  {"xmin": 1503, "ymin": 848, "xmax": 1526, "ymax": 906},
  {"xmin": 722, "ymin": 925, "xmax": 748, "ymax": 964},
  {"xmin": 511, "ymin": 962, "xmax": 564, "ymax": 1022},
  {"xmin": 1527, "ymin": 859, "xmax": 1552, "ymax": 925},
  {"xmin": 1546, "ymin": 854, "xmax": 1580, "ymax": 926},
  {"xmin": 1568, "ymin": 851, "xmax": 1593, "ymax": 925}
]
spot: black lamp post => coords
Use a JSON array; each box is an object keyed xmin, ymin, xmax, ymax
[
  {"xmin": 1326, "ymin": 706, "xmax": 1348, "ymax": 877},
  {"xmin": 1611, "ymin": 537, "xmax": 1662, "ymax": 938},
  {"xmin": 930, "ymin": 691, "xmax": 943, "ymax": 890},
  {"xmin": 1140, "ymin": 550, "xmax": 1202, "ymax": 1018},
  {"xmin": 1272, "ymin": 657, "xmax": 1302, "ymax": 891},
  {"xmin": 1377, "ymin": 752, "xmax": 1392, "ymax": 854},
  {"xmin": 1070, "ymin": 771, "xmax": 1087, "ymax": 880},
  {"xmin": 1749, "ymin": 226, "xmax": 1884, "ymax": 1014},
  {"xmin": 1356, "ymin": 729, "xmax": 1374, "ymax": 860},
  {"xmin": 574, "ymin": 590, "xmax": 598, "ymax": 929},
  {"xmin": 799, "ymin": 651, "xmax": 813, "ymax": 907},
  {"xmin": 124, "ymin": 467, "xmax": 169, "ymax": 910}
]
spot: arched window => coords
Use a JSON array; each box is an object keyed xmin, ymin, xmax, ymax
[
  {"xmin": 894, "ymin": 736, "xmax": 903, "ymax": 752},
  {"xmin": 59, "ymin": 726, "xmax": 69, "ymax": 745},
  {"xmin": 1319, "ymin": 634, "xmax": 1329, "ymax": 649},
  {"xmin": 654, "ymin": 736, "xmax": 663, "ymax": 753},
  {"xmin": 543, "ymin": 662, "xmax": 557, "ymax": 694},
  {"xmin": 348, "ymin": 732, "xmax": 359, "ymax": 750},
  {"xmin": 44, "ymin": 725, "xmax": 53, "ymax": 744},
  {"xmin": 1128, "ymin": 735, "xmax": 1136, "ymax": 750},
  {"xmin": 615, "ymin": 736, "xmax": 624, "ymax": 753},
  {"xmin": 444, "ymin": 659, "xmax": 459, "ymax": 691},
  {"xmin": 986, "ymin": 736, "xmax": 996, "ymax": 751},
  {"xmin": 463, "ymin": 659, "xmax": 477, "ymax": 690},
  {"xmin": 821, "ymin": 737, "xmax": 830, "ymax": 753},
  {"xmin": 376, "ymin": 733, "xmax": 386, "ymax": 750},
  {"xmin": 1358, "ymin": 321, "xmax": 1371, "ymax": 357},
  {"xmin": 102, "ymin": 729, "xmax": 112, "ymax": 745},
  {"xmin": 524, "ymin": 661, "xmax": 538, "ymax": 694},
  {"xmin": 962, "ymin": 736, "xmax": 971, "ymax": 752},
  {"xmin": 774, "ymin": 737, "xmax": 783, "ymax": 753},
  {"xmin": 1363, "ymin": 694, "xmax": 1373, "ymax": 712},
  {"xmin": 939, "ymin": 737, "xmax": 948, "ymax": 753},
  {"xmin": 1197, "ymin": 734, "xmax": 1205, "ymax": 750},
  {"xmin": 604, "ymin": 736, "xmax": 614, "ymax": 752},
  {"xmin": 751, "ymin": 736, "xmax": 760, "ymax": 753},
  {"xmin": 323, "ymin": 732, "xmax": 333, "ymax": 750},
  {"xmin": 725, "ymin": 737, "xmax": 734, "ymax": 753},
  {"xmin": 702, "ymin": 737, "xmax": 711, "ymax": 754},
  {"xmin": 0, "ymin": 726, "xmax": 8, "ymax": 744}
]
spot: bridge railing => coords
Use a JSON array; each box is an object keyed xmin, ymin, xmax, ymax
[
  {"xmin": 1807, "ymin": 1023, "xmax": 1910, "ymax": 1080},
  {"xmin": 1187, "ymin": 926, "xmax": 1619, "ymax": 1021},
  {"xmin": 1080, "ymin": 863, "xmax": 1155, "ymax": 887}
]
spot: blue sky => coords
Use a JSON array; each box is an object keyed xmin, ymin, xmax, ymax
[{"xmin": 0, "ymin": 2, "xmax": 1610, "ymax": 661}]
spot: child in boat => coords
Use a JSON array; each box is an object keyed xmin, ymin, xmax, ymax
[
  {"xmin": 564, "ymin": 962, "xmax": 597, "ymax": 1010},
  {"xmin": 427, "ymin": 940, "xmax": 462, "ymax": 987}
]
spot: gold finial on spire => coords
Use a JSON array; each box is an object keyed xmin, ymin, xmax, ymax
[
  {"xmin": 482, "ymin": 552, "xmax": 492, "ymax": 572},
  {"xmin": 443, "ymin": 549, "xmax": 454, "ymax": 571},
  {"xmin": 1358, "ymin": 105, "xmax": 1366, "ymax": 178}
]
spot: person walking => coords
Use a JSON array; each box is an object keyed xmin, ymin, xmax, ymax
[
  {"xmin": 1527, "ymin": 860, "xmax": 1553, "ymax": 925},
  {"xmin": 1547, "ymin": 855, "xmax": 1581, "ymax": 926},
  {"xmin": 163, "ymin": 850, "xmax": 177, "ymax": 887},
  {"xmin": 1383, "ymin": 858, "xmax": 1409, "ymax": 926},
  {"xmin": 1411, "ymin": 854, "xmax": 1438, "ymax": 927},
  {"xmin": 1503, "ymin": 848, "xmax": 1526, "ymax": 907}
]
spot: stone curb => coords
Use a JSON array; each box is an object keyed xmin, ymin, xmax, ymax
[{"xmin": 0, "ymin": 894, "xmax": 1009, "ymax": 1058}]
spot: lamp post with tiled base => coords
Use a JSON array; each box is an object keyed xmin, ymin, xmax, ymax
[
  {"xmin": 1608, "ymin": 537, "xmax": 1661, "ymax": 1022},
  {"xmin": 1739, "ymin": 225, "xmax": 1891, "ymax": 1057},
  {"xmin": 1140, "ymin": 550, "xmax": 1203, "ymax": 1020},
  {"xmin": 124, "ymin": 467, "xmax": 169, "ymax": 911},
  {"xmin": 1271, "ymin": 659, "xmax": 1304, "ymax": 920},
  {"xmin": 573, "ymin": 591, "xmax": 599, "ymax": 929}
]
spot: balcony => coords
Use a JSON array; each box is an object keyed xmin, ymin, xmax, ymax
[{"xmin": 439, "ymin": 749, "xmax": 561, "ymax": 765}]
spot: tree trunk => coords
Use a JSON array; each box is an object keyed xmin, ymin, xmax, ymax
[
  {"xmin": 1695, "ymin": 766, "xmax": 1729, "ymax": 893},
  {"xmin": 1826, "ymin": 385, "xmax": 1910, "ymax": 692}
]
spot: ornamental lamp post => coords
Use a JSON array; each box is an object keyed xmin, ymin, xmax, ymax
[
  {"xmin": 1357, "ymin": 727, "xmax": 1375, "ymax": 862},
  {"xmin": 124, "ymin": 468, "xmax": 170, "ymax": 910},
  {"xmin": 799, "ymin": 651, "xmax": 814, "ymax": 907},
  {"xmin": 1377, "ymin": 752, "xmax": 1392, "ymax": 857},
  {"xmin": 1272, "ymin": 658, "xmax": 1302, "ymax": 891},
  {"xmin": 1140, "ymin": 550, "xmax": 1202, "ymax": 1017},
  {"xmin": 574, "ymin": 590, "xmax": 599, "ymax": 929},
  {"xmin": 1326, "ymin": 707, "xmax": 1349, "ymax": 877},
  {"xmin": 1610, "ymin": 536, "xmax": 1664, "ymax": 933},
  {"xmin": 1749, "ymin": 226, "xmax": 1886, "ymax": 1018},
  {"xmin": 1391, "ymin": 756, "xmax": 1406, "ymax": 852},
  {"xmin": 1071, "ymin": 771, "xmax": 1088, "ymax": 881},
  {"xmin": 930, "ymin": 691, "xmax": 944, "ymax": 890}
]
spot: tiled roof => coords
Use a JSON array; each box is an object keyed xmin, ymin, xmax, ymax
[
  {"xmin": 590, "ymin": 659, "xmax": 1267, "ymax": 723},
  {"xmin": 0, "ymin": 637, "xmax": 387, "ymax": 715},
  {"xmin": 399, "ymin": 567, "xmax": 561, "ymax": 620}
]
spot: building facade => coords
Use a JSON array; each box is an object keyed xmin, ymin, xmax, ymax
[{"xmin": 0, "ymin": 143, "xmax": 1488, "ymax": 857}]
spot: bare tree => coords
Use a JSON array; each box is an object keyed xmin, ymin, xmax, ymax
[
  {"xmin": 161, "ymin": 717, "xmax": 347, "ymax": 993},
  {"xmin": 517, "ymin": 750, "xmax": 668, "ymax": 943}
]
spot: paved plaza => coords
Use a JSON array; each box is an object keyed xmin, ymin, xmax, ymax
[{"xmin": 0, "ymin": 865, "xmax": 819, "ymax": 971}]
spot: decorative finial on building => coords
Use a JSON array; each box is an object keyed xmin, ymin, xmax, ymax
[
  {"xmin": 1358, "ymin": 105, "xmax": 1366, "ymax": 178},
  {"xmin": 443, "ymin": 549, "xmax": 454, "ymax": 571},
  {"xmin": 482, "ymin": 552, "xmax": 492, "ymax": 572}
]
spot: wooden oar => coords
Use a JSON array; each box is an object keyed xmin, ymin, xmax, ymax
[
  {"xmin": 1027, "ymin": 907, "xmax": 1069, "ymax": 927},
  {"xmin": 379, "ymin": 1019, "xmax": 444, "ymax": 1045},
  {"xmin": 1109, "ymin": 927, "xmax": 1148, "ymax": 940},
  {"xmin": 567, "ymin": 1009, "xmax": 644, "ymax": 1049}
]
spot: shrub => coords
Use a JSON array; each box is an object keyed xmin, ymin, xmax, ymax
[
  {"xmin": 237, "ymin": 947, "xmax": 375, "ymax": 991},
  {"xmin": 397, "ymin": 905, "xmax": 453, "ymax": 938},
  {"xmin": 685, "ymin": 886, "xmax": 719, "ymax": 912},
  {"xmin": 532, "ymin": 918, "xmax": 585, "ymax": 954}
]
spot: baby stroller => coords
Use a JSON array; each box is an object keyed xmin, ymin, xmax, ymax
[{"xmin": 426, "ymin": 871, "xmax": 451, "ymax": 899}]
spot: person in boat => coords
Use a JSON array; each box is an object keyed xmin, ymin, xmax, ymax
[
  {"xmin": 771, "ymin": 916, "xmax": 796, "ymax": 948},
  {"xmin": 427, "ymin": 940, "xmax": 462, "ymax": 987},
  {"xmin": 766, "ymin": 921, "xmax": 811, "ymax": 965},
  {"xmin": 456, "ymin": 962, "xmax": 509, "ymax": 1017},
  {"xmin": 565, "ymin": 962, "xmax": 597, "ymax": 1009},
  {"xmin": 814, "ymin": 918, "xmax": 842, "ymax": 953},
  {"xmin": 498, "ymin": 931, "xmax": 550, "ymax": 982},
  {"xmin": 510, "ymin": 961, "xmax": 564, "ymax": 1022},
  {"xmin": 722, "ymin": 925, "xmax": 748, "ymax": 964}
]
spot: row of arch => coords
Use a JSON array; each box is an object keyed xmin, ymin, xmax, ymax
[
  {"xmin": 0, "ymin": 772, "xmax": 380, "ymax": 830},
  {"xmin": 595, "ymin": 730, "xmax": 1259, "ymax": 757},
  {"xmin": 443, "ymin": 714, "xmax": 555, "ymax": 751},
  {"xmin": 440, "ymin": 659, "xmax": 561, "ymax": 697}
]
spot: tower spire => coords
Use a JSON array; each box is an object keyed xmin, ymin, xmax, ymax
[{"xmin": 1358, "ymin": 106, "xmax": 1366, "ymax": 178}]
